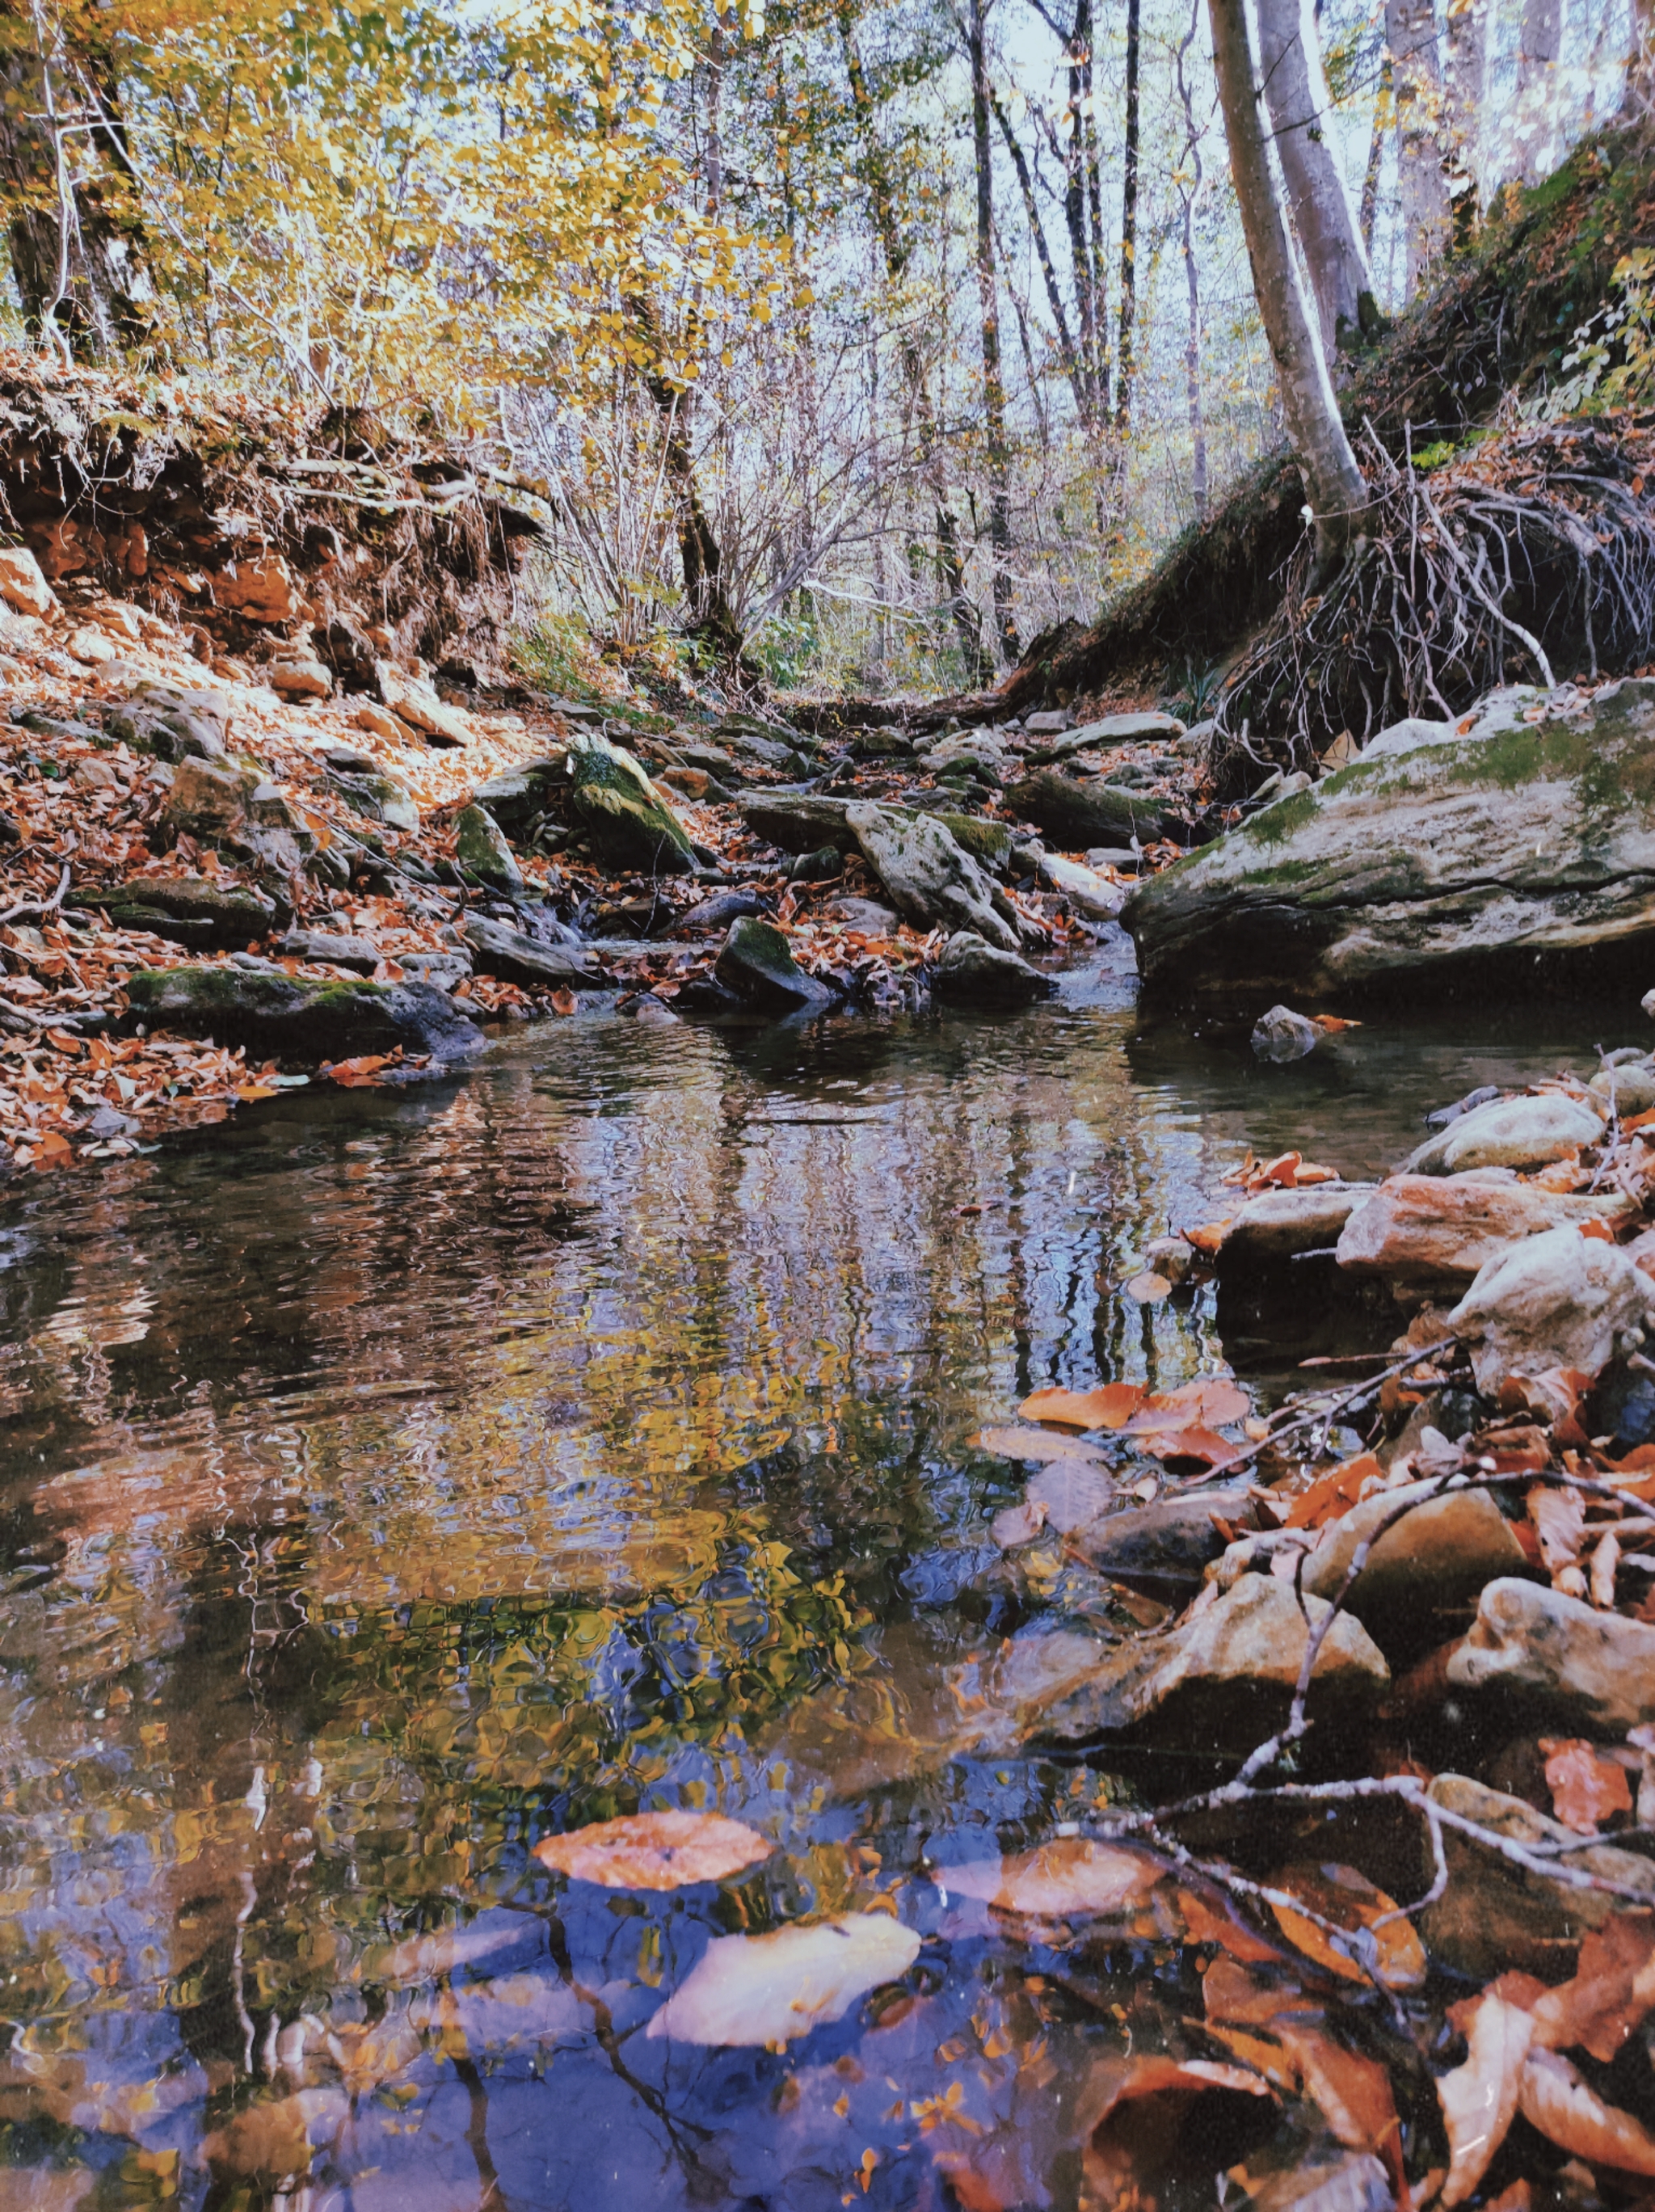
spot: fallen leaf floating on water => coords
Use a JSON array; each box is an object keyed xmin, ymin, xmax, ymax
[
  {"xmin": 1018, "ymin": 1381, "xmax": 1144, "ymax": 1430},
  {"xmin": 1138, "ymin": 1424, "xmax": 1237, "ymax": 1471},
  {"xmin": 1528, "ymin": 1912, "xmax": 1655, "ymax": 2061},
  {"xmin": 1125, "ymin": 1270, "xmax": 1172, "ymax": 1302},
  {"xmin": 531, "ymin": 1810, "xmax": 773, "ymax": 1890},
  {"xmin": 644, "ymin": 1913, "xmax": 920, "ymax": 2046},
  {"xmin": 1436, "ymin": 1992, "xmax": 1534, "ymax": 2207},
  {"xmin": 938, "ymin": 1837, "xmax": 1168, "ymax": 1920},
  {"xmin": 1175, "ymin": 1885, "xmax": 1287, "ymax": 1964},
  {"xmin": 368, "ymin": 1919, "xmax": 526, "ymax": 1986},
  {"xmin": 1518, "ymin": 2046, "xmax": 1655, "ymax": 2175},
  {"xmin": 1080, "ymin": 2055, "xmax": 1274, "ymax": 2206},
  {"xmin": 1124, "ymin": 1378, "xmax": 1250, "ymax": 1432},
  {"xmin": 971, "ymin": 1426, "xmax": 1112, "ymax": 1466},
  {"xmin": 1266, "ymin": 1863, "xmax": 1427, "ymax": 1991},
  {"xmin": 1182, "ymin": 1220, "xmax": 1232, "ymax": 1255},
  {"xmin": 1311, "ymin": 1014, "xmax": 1362, "ymax": 1033},
  {"xmin": 1540, "ymin": 1737, "xmax": 1634, "ymax": 1834},
  {"xmin": 1221, "ymin": 1149, "xmax": 1341, "ymax": 1195},
  {"xmin": 1027, "ymin": 1459, "xmax": 1115, "ymax": 1531}
]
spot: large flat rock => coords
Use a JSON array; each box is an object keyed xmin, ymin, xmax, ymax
[{"xmin": 1122, "ymin": 680, "xmax": 1655, "ymax": 999}]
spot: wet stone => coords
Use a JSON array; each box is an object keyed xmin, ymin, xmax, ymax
[
  {"xmin": 123, "ymin": 965, "xmax": 486, "ymax": 1067},
  {"xmin": 714, "ymin": 915, "xmax": 837, "ymax": 1013},
  {"xmin": 933, "ymin": 931, "xmax": 1054, "ymax": 1008}
]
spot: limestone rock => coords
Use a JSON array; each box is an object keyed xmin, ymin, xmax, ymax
[
  {"xmin": 210, "ymin": 549, "xmax": 301, "ymax": 624},
  {"xmin": 1299, "ymin": 1481, "xmax": 1529, "ymax": 1657},
  {"xmin": 65, "ymin": 624, "xmax": 116, "ymax": 666},
  {"xmin": 374, "ymin": 661, "xmax": 471, "ymax": 746},
  {"xmin": 106, "ymin": 680, "xmax": 230, "ymax": 763},
  {"xmin": 821, "ymin": 895, "xmax": 901, "ymax": 935},
  {"xmin": 1070, "ymin": 1490, "xmax": 1251, "ymax": 1595},
  {"xmin": 1007, "ymin": 768, "xmax": 1177, "ymax": 849},
  {"xmin": 1252, "ymin": 1005, "xmax": 1320, "ymax": 1062},
  {"xmin": 102, "ymin": 875, "xmax": 276, "ymax": 951},
  {"xmin": 933, "ymin": 930, "xmax": 1054, "ymax": 1007},
  {"xmin": 1406, "ymin": 1091, "xmax": 1603, "ymax": 1175},
  {"xmin": 1033, "ymin": 1572, "xmax": 1388, "ymax": 1748},
  {"xmin": 470, "ymin": 757, "xmax": 569, "ymax": 844},
  {"xmin": 322, "ymin": 758, "xmax": 419, "ymax": 833},
  {"xmin": 124, "ymin": 966, "xmax": 486, "ymax": 1066},
  {"xmin": 0, "ymin": 545, "xmax": 57, "ymax": 620},
  {"xmin": 714, "ymin": 916, "xmax": 837, "ymax": 1013},
  {"xmin": 1219, "ymin": 1183, "xmax": 1377, "ymax": 1269},
  {"xmin": 1021, "ymin": 709, "xmax": 1072, "ymax": 735},
  {"xmin": 1335, "ymin": 1177, "xmax": 1632, "ymax": 1286},
  {"xmin": 453, "ymin": 803, "xmax": 522, "ymax": 890},
  {"xmin": 1025, "ymin": 710, "xmax": 1183, "ymax": 765},
  {"xmin": 1036, "ymin": 850, "xmax": 1128, "ymax": 919},
  {"xmin": 1590, "ymin": 1059, "xmax": 1655, "ymax": 1117},
  {"xmin": 567, "ymin": 731, "xmax": 696, "ymax": 874},
  {"xmin": 931, "ymin": 813, "xmax": 1013, "ymax": 871},
  {"xmin": 1124, "ymin": 678, "xmax": 1655, "ymax": 998},
  {"xmin": 1449, "ymin": 1224, "xmax": 1654, "ymax": 1389},
  {"xmin": 164, "ymin": 756, "xmax": 256, "ymax": 841},
  {"xmin": 461, "ymin": 913, "xmax": 600, "ymax": 990},
  {"xmin": 738, "ymin": 793, "xmax": 856, "ymax": 856},
  {"xmin": 267, "ymin": 659, "xmax": 333, "ymax": 701},
  {"xmin": 275, "ymin": 929, "xmax": 381, "ymax": 973},
  {"xmin": 1420, "ymin": 1772, "xmax": 1655, "ymax": 1978},
  {"xmin": 1449, "ymin": 1577, "xmax": 1655, "ymax": 1728},
  {"xmin": 845, "ymin": 801, "xmax": 1020, "ymax": 950},
  {"xmin": 674, "ymin": 887, "xmax": 768, "ymax": 936}
]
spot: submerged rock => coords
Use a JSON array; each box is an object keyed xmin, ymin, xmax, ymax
[
  {"xmin": 1124, "ymin": 679, "xmax": 1655, "ymax": 1000},
  {"xmin": 566, "ymin": 731, "xmax": 696, "ymax": 874},
  {"xmin": 714, "ymin": 915, "xmax": 838, "ymax": 1013},
  {"xmin": 124, "ymin": 965, "xmax": 486, "ymax": 1065},
  {"xmin": 1449, "ymin": 1577, "xmax": 1655, "ymax": 1728},
  {"xmin": 846, "ymin": 802, "xmax": 1021, "ymax": 950},
  {"xmin": 453, "ymin": 803, "xmax": 522, "ymax": 890},
  {"xmin": 1251, "ymin": 1004, "xmax": 1320, "ymax": 1062},
  {"xmin": 1448, "ymin": 1224, "xmax": 1654, "ymax": 1390},
  {"xmin": 1335, "ymin": 1177, "xmax": 1632, "ymax": 1287},
  {"xmin": 932, "ymin": 930, "xmax": 1054, "ymax": 1007},
  {"xmin": 1405, "ymin": 1091, "xmax": 1603, "ymax": 1175},
  {"xmin": 1071, "ymin": 1490, "xmax": 1251, "ymax": 1595}
]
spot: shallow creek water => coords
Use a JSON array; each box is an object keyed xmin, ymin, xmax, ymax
[{"xmin": 0, "ymin": 938, "xmax": 1623, "ymax": 2210}]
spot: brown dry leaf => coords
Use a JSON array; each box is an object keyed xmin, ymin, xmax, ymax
[
  {"xmin": 531, "ymin": 1810, "xmax": 773, "ymax": 1890},
  {"xmin": 971, "ymin": 1426, "xmax": 1111, "ymax": 1467},
  {"xmin": 1266, "ymin": 1864, "xmax": 1427, "ymax": 1991},
  {"xmin": 1139, "ymin": 1425, "xmax": 1238, "ymax": 1471},
  {"xmin": 1018, "ymin": 1382, "xmax": 1143, "ymax": 1430},
  {"xmin": 321, "ymin": 1053, "xmax": 391, "ymax": 1088},
  {"xmin": 1496, "ymin": 1368, "xmax": 1592, "ymax": 1450},
  {"xmin": 1283, "ymin": 1455, "xmax": 1383, "ymax": 1532},
  {"xmin": 1125, "ymin": 1270, "xmax": 1172, "ymax": 1303},
  {"xmin": 645, "ymin": 1915, "xmax": 920, "ymax": 2046},
  {"xmin": 1530, "ymin": 1913, "xmax": 1655, "ymax": 2062},
  {"xmin": 549, "ymin": 988, "xmax": 577, "ymax": 1016},
  {"xmin": 1311, "ymin": 1015, "xmax": 1361, "ymax": 1034},
  {"xmin": 1540, "ymin": 1738, "xmax": 1634, "ymax": 1835},
  {"xmin": 1027, "ymin": 1459, "xmax": 1115, "ymax": 1532},
  {"xmin": 1590, "ymin": 1529, "xmax": 1620, "ymax": 1609},
  {"xmin": 1125, "ymin": 1378, "xmax": 1250, "ymax": 1432},
  {"xmin": 1527, "ymin": 1485, "xmax": 1585, "ymax": 1580},
  {"xmin": 1518, "ymin": 2046, "xmax": 1655, "ymax": 2175},
  {"xmin": 1182, "ymin": 1220, "xmax": 1232, "ymax": 1256},
  {"xmin": 940, "ymin": 1838, "xmax": 1167, "ymax": 1921},
  {"xmin": 1176, "ymin": 1888, "xmax": 1285, "ymax": 1964},
  {"xmin": 1437, "ymin": 1993, "xmax": 1534, "ymax": 2207},
  {"xmin": 989, "ymin": 1498, "xmax": 1046, "ymax": 1549},
  {"xmin": 1081, "ymin": 2055, "xmax": 1274, "ymax": 2205}
]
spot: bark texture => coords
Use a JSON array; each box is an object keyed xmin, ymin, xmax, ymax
[
  {"xmin": 1255, "ymin": 0, "xmax": 1379, "ymax": 352},
  {"xmin": 969, "ymin": 0, "xmax": 1017, "ymax": 664},
  {"xmin": 1515, "ymin": 0, "xmax": 1562, "ymax": 183}
]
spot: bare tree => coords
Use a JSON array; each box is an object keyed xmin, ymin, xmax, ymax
[
  {"xmin": 1254, "ymin": 0, "xmax": 1379, "ymax": 352},
  {"xmin": 1388, "ymin": 0, "xmax": 1451, "ymax": 301},
  {"xmin": 1174, "ymin": 0, "xmax": 1211, "ymax": 518},
  {"xmin": 1117, "ymin": 0, "xmax": 1143, "ymax": 430},
  {"xmin": 1445, "ymin": 0, "xmax": 1487, "ymax": 240},
  {"xmin": 1207, "ymin": 0, "xmax": 1369, "ymax": 571},
  {"xmin": 1515, "ymin": 0, "xmax": 1561, "ymax": 182},
  {"xmin": 967, "ymin": 0, "xmax": 1018, "ymax": 662}
]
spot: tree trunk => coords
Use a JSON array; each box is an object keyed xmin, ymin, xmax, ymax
[
  {"xmin": 1116, "ymin": 0, "xmax": 1142, "ymax": 432},
  {"xmin": 969, "ymin": 0, "xmax": 1017, "ymax": 664},
  {"xmin": 1444, "ymin": 0, "xmax": 1486, "ymax": 242},
  {"xmin": 1359, "ymin": 51, "xmax": 1392, "ymax": 257},
  {"xmin": 1254, "ymin": 0, "xmax": 1379, "ymax": 352},
  {"xmin": 1207, "ymin": 0, "xmax": 1368, "ymax": 571},
  {"xmin": 1175, "ymin": 0, "xmax": 1210, "ymax": 519},
  {"xmin": 1387, "ymin": 0, "xmax": 1451, "ymax": 301},
  {"xmin": 0, "ymin": 12, "xmax": 152, "ymax": 357},
  {"xmin": 1055, "ymin": 0, "xmax": 1102, "ymax": 427},
  {"xmin": 992, "ymin": 86, "xmax": 1088, "ymax": 421},
  {"xmin": 1515, "ymin": 0, "xmax": 1561, "ymax": 183}
]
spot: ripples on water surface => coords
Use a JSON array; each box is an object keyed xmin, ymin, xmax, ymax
[{"xmin": 0, "ymin": 945, "xmax": 1615, "ymax": 2209}]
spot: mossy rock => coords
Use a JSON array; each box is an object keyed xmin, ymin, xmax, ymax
[
  {"xmin": 124, "ymin": 965, "xmax": 486, "ymax": 1066},
  {"xmin": 453, "ymin": 803, "xmax": 521, "ymax": 889},
  {"xmin": 101, "ymin": 875, "xmax": 277, "ymax": 951},
  {"xmin": 566, "ymin": 734, "xmax": 696, "ymax": 874},
  {"xmin": 471, "ymin": 756, "xmax": 570, "ymax": 843},
  {"xmin": 930, "ymin": 812, "xmax": 1013, "ymax": 870}
]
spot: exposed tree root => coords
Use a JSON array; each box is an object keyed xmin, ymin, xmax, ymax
[{"xmin": 1209, "ymin": 416, "xmax": 1655, "ymax": 788}]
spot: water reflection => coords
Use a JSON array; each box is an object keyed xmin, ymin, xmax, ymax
[{"xmin": 0, "ymin": 957, "xmax": 1614, "ymax": 2206}]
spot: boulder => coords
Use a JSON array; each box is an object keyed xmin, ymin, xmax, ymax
[
  {"xmin": 1405, "ymin": 1091, "xmax": 1603, "ymax": 1175},
  {"xmin": 267, "ymin": 659, "xmax": 332, "ymax": 701},
  {"xmin": 470, "ymin": 756, "xmax": 569, "ymax": 843},
  {"xmin": 714, "ymin": 916, "xmax": 837, "ymax": 1013},
  {"xmin": 1335, "ymin": 1176, "xmax": 1632, "ymax": 1287},
  {"xmin": 845, "ymin": 802, "xmax": 1021, "ymax": 951},
  {"xmin": 1033, "ymin": 1572, "xmax": 1388, "ymax": 1750},
  {"xmin": 124, "ymin": 966, "xmax": 486, "ymax": 1066},
  {"xmin": 713, "ymin": 718, "xmax": 810, "ymax": 773},
  {"xmin": 1448, "ymin": 1224, "xmax": 1654, "ymax": 1389},
  {"xmin": 461, "ymin": 912, "xmax": 602, "ymax": 990},
  {"xmin": 1419, "ymin": 1772, "xmax": 1655, "ymax": 1978},
  {"xmin": 821, "ymin": 895, "xmax": 902, "ymax": 936},
  {"xmin": 1590, "ymin": 1058, "xmax": 1655, "ymax": 1116},
  {"xmin": 1299, "ymin": 1481, "xmax": 1530, "ymax": 1657},
  {"xmin": 566, "ymin": 731, "xmax": 696, "ymax": 874},
  {"xmin": 931, "ymin": 813, "xmax": 1013, "ymax": 870},
  {"xmin": 932, "ymin": 930, "xmax": 1055, "ymax": 1007},
  {"xmin": 323, "ymin": 760, "xmax": 419, "ymax": 833},
  {"xmin": 0, "ymin": 546, "xmax": 57, "ymax": 620},
  {"xmin": 1036, "ymin": 850, "xmax": 1128, "ymax": 919},
  {"xmin": 1252, "ymin": 1005, "xmax": 1320, "ymax": 1062},
  {"xmin": 674, "ymin": 887, "xmax": 768, "ymax": 935},
  {"xmin": 1218, "ymin": 1183, "xmax": 1377, "ymax": 1270},
  {"xmin": 101, "ymin": 875, "xmax": 277, "ymax": 950},
  {"xmin": 375, "ymin": 661, "xmax": 470, "ymax": 745},
  {"xmin": 1025, "ymin": 711, "xmax": 1184, "ymax": 765},
  {"xmin": 1021, "ymin": 709, "xmax": 1072, "ymax": 735},
  {"xmin": 210, "ymin": 548, "xmax": 301, "ymax": 624},
  {"xmin": 1447, "ymin": 1578, "xmax": 1655, "ymax": 1730},
  {"xmin": 275, "ymin": 929, "xmax": 381, "ymax": 973},
  {"xmin": 164, "ymin": 756, "xmax": 256, "ymax": 841},
  {"xmin": 105, "ymin": 680, "xmax": 230, "ymax": 763},
  {"xmin": 738, "ymin": 793, "xmax": 856, "ymax": 855},
  {"xmin": 1070, "ymin": 1490, "xmax": 1251, "ymax": 1595},
  {"xmin": 1008, "ymin": 768, "xmax": 1177, "ymax": 849},
  {"xmin": 921, "ymin": 731, "xmax": 1008, "ymax": 783},
  {"xmin": 1123, "ymin": 678, "xmax": 1655, "ymax": 999},
  {"xmin": 453, "ymin": 803, "xmax": 522, "ymax": 890}
]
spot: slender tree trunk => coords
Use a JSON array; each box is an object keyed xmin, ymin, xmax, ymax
[
  {"xmin": 1255, "ymin": 0, "xmax": 1379, "ymax": 352},
  {"xmin": 1207, "ymin": 0, "xmax": 1369, "ymax": 570},
  {"xmin": 1515, "ymin": 0, "xmax": 1561, "ymax": 182},
  {"xmin": 0, "ymin": 11, "xmax": 152, "ymax": 357},
  {"xmin": 1625, "ymin": 0, "xmax": 1655, "ymax": 115},
  {"xmin": 1116, "ymin": 0, "xmax": 1142, "ymax": 431},
  {"xmin": 992, "ymin": 86, "xmax": 1088, "ymax": 421},
  {"xmin": 1387, "ymin": 0, "xmax": 1451, "ymax": 301},
  {"xmin": 1175, "ymin": 0, "xmax": 1210, "ymax": 520},
  {"xmin": 1444, "ymin": 0, "xmax": 1486, "ymax": 240},
  {"xmin": 1360, "ymin": 51, "xmax": 1392, "ymax": 256},
  {"xmin": 968, "ymin": 0, "xmax": 1017, "ymax": 664},
  {"xmin": 1055, "ymin": 0, "xmax": 1101, "ymax": 425}
]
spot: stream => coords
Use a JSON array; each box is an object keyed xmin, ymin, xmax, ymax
[{"xmin": 0, "ymin": 937, "xmax": 1619, "ymax": 2210}]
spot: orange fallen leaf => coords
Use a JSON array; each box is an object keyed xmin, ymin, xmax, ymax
[
  {"xmin": 1541, "ymin": 1738, "xmax": 1634, "ymax": 1834},
  {"xmin": 235, "ymin": 1083, "xmax": 280, "ymax": 1102},
  {"xmin": 1182, "ymin": 1220, "xmax": 1232, "ymax": 1255},
  {"xmin": 1437, "ymin": 1992, "xmax": 1533, "ymax": 2207},
  {"xmin": 1283, "ymin": 1454, "xmax": 1382, "ymax": 1531},
  {"xmin": 1266, "ymin": 1863, "xmax": 1427, "ymax": 1991},
  {"xmin": 1518, "ymin": 2046, "xmax": 1655, "ymax": 2175},
  {"xmin": 1177, "ymin": 1886, "xmax": 1284, "ymax": 1963},
  {"xmin": 941, "ymin": 1838, "xmax": 1167, "ymax": 1920},
  {"xmin": 1311, "ymin": 1015, "xmax": 1361, "ymax": 1033},
  {"xmin": 1125, "ymin": 1378, "xmax": 1250, "ymax": 1432},
  {"xmin": 1530, "ymin": 1912, "xmax": 1655, "ymax": 2062},
  {"xmin": 1579, "ymin": 1217, "xmax": 1617, "ymax": 1243},
  {"xmin": 532, "ymin": 1810, "xmax": 773, "ymax": 1890},
  {"xmin": 1080, "ymin": 2054, "xmax": 1273, "ymax": 2205},
  {"xmin": 1019, "ymin": 1382, "xmax": 1144, "ymax": 1430},
  {"xmin": 1139, "ymin": 1425, "xmax": 1236, "ymax": 1471},
  {"xmin": 550, "ymin": 988, "xmax": 577, "ymax": 1016}
]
